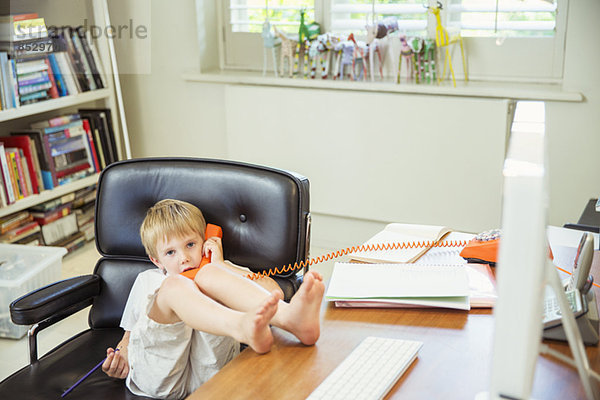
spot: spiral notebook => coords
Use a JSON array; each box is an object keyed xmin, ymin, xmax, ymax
[{"xmin": 348, "ymin": 223, "xmax": 452, "ymax": 264}]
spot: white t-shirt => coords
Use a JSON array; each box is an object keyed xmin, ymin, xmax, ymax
[{"xmin": 121, "ymin": 268, "xmax": 239, "ymax": 399}]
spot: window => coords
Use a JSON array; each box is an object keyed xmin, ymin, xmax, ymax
[
  {"xmin": 229, "ymin": 0, "xmax": 316, "ymax": 34},
  {"xmin": 450, "ymin": 0, "xmax": 557, "ymax": 38},
  {"xmin": 329, "ymin": 0, "xmax": 428, "ymax": 36},
  {"xmin": 217, "ymin": 0, "xmax": 567, "ymax": 83}
]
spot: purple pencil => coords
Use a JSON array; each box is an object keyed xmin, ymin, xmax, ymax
[{"xmin": 61, "ymin": 349, "xmax": 119, "ymax": 397}]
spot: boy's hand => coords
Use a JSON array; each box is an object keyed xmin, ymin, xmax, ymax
[
  {"xmin": 102, "ymin": 347, "xmax": 129, "ymax": 379},
  {"xmin": 204, "ymin": 236, "xmax": 224, "ymax": 263}
]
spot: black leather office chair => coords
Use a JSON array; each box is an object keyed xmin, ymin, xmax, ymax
[{"xmin": 0, "ymin": 158, "xmax": 311, "ymax": 399}]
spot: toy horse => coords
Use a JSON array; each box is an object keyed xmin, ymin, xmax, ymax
[
  {"xmin": 422, "ymin": 39, "xmax": 436, "ymax": 84},
  {"xmin": 261, "ymin": 19, "xmax": 281, "ymax": 77},
  {"xmin": 348, "ymin": 33, "xmax": 368, "ymax": 81},
  {"xmin": 365, "ymin": 16, "xmax": 399, "ymax": 43},
  {"xmin": 397, "ymin": 34, "xmax": 413, "ymax": 83},
  {"xmin": 308, "ymin": 33, "xmax": 341, "ymax": 79},
  {"xmin": 333, "ymin": 39, "xmax": 355, "ymax": 80},
  {"xmin": 273, "ymin": 26, "xmax": 298, "ymax": 78},
  {"xmin": 429, "ymin": 2, "xmax": 467, "ymax": 86},
  {"xmin": 365, "ymin": 17, "xmax": 398, "ymax": 82},
  {"xmin": 409, "ymin": 37, "xmax": 424, "ymax": 83}
]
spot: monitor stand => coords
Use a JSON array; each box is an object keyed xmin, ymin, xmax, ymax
[{"xmin": 543, "ymin": 259, "xmax": 599, "ymax": 399}]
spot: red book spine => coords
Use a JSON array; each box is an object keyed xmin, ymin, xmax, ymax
[{"xmin": 44, "ymin": 58, "xmax": 59, "ymax": 99}]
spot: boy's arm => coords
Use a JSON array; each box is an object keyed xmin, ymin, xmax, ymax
[{"xmin": 102, "ymin": 330, "xmax": 130, "ymax": 379}]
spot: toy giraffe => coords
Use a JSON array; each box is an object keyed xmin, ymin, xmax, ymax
[
  {"xmin": 295, "ymin": 8, "xmax": 321, "ymax": 78},
  {"xmin": 261, "ymin": 19, "xmax": 281, "ymax": 77},
  {"xmin": 273, "ymin": 26, "xmax": 298, "ymax": 78},
  {"xmin": 429, "ymin": 2, "xmax": 467, "ymax": 87}
]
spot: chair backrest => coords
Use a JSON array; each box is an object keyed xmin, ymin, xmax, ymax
[{"xmin": 89, "ymin": 158, "xmax": 310, "ymax": 328}]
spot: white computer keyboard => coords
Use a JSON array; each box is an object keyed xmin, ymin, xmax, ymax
[{"xmin": 307, "ymin": 336, "xmax": 423, "ymax": 400}]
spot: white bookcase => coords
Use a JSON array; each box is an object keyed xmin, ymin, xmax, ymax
[{"xmin": 0, "ymin": 0, "xmax": 129, "ymax": 219}]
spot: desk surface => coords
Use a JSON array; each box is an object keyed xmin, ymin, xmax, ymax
[{"xmin": 188, "ymin": 254, "xmax": 600, "ymax": 400}]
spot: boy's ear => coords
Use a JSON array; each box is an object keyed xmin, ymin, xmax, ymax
[{"xmin": 149, "ymin": 256, "xmax": 164, "ymax": 271}]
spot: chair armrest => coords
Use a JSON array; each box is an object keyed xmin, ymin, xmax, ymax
[{"xmin": 10, "ymin": 275, "xmax": 101, "ymax": 325}]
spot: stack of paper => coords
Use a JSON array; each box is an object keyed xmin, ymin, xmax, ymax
[
  {"xmin": 326, "ymin": 224, "xmax": 497, "ymax": 310},
  {"xmin": 326, "ymin": 262, "xmax": 471, "ymax": 310}
]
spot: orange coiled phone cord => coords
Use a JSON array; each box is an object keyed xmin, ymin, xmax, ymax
[{"xmin": 246, "ymin": 239, "xmax": 470, "ymax": 280}]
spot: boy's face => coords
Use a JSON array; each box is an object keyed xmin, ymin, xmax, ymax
[{"xmin": 150, "ymin": 230, "xmax": 205, "ymax": 275}]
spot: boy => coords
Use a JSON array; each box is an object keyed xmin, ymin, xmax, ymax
[{"xmin": 102, "ymin": 199, "xmax": 324, "ymax": 399}]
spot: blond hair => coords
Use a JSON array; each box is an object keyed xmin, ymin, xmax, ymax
[{"xmin": 140, "ymin": 199, "xmax": 207, "ymax": 259}]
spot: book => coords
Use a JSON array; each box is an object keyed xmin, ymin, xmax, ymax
[
  {"xmin": 1, "ymin": 135, "xmax": 43, "ymax": 194},
  {"xmin": 349, "ymin": 223, "xmax": 452, "ymax": 264},
  {"xmin": 79, "ymin": 109, "xmax": 117, "ymax": 164},
  {"xmin": 11, "ymin": 129, "xmax": 53, "ymax": 190},
  {"xmin": 7, "ymin": 148, "xmax": 26, "ymax": 198},
  {"xmin": 46, "ymin": 53, "xmax": 67, "ymax": 96},
  {"xmin": 75, "ymin": 26, "xmax": 103, "ymax": 89},
  {"xmin": 40, "ymin": 212, "xmax": 78, "ymax": 245},
  {"xmin": 0, "ymin": 211, "xmax": 32, "ymax": 234},
  {"xmin": 0, "ymin": 52, "xmax": 15, "ymax": 109},
  {"xmin": 31, "ymin": 203, "xmax": 72, "ymax": 225},
  {"xmin": 54, "ymin": 230, "xmax": 86, "ymax": 253},
  {"xmin": 0, "ymin": 143, "xmax": 16, "ymax": 203},
  {"xmin": 13, "ymin": 229, "xmax": 43, "ymax": 245},
  {"xmin": 69, "ymin": 27, "xmax": 96, "ymax": 90},
  {"xmin": 0, "ymin": 220, "xmax": 40, "ymax": 244},
  {"xmin": 53, "ymin": 51, "xmax": 80, "ymax": 95},
  {"xmin": 29, "ymin": 192, "xmax": 75, "ymax": 212},
  {"xmin": 326, "ymin": 262, "xmax": 471, "ymax": 310}
]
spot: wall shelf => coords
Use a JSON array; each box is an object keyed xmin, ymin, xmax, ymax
[
  {"xmin": 0, "ymin": 89, "xmax": 111, "ymax": 123},
  {"xmin": 0, "ymin": 174, "xmax": 99, "ymax": 219},
  {"xmin": 183, "ymin": 69, "xmax": 584, "ymax": 102}
]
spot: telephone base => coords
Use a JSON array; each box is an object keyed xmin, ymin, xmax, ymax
[{"xmin": 543, "ymin": 290, "xmax": 599, "ymax": 346}]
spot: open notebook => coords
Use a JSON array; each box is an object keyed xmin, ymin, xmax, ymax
[{"xmin": 348, "ymin": 223, "xmax": 452, "ymax": 264}]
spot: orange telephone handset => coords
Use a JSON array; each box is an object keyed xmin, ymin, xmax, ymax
[{"xmin": 180, "ymin": 224, "xmax": 223, "ymax": 280}]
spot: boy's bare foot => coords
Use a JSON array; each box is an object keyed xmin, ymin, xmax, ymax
[
  {"xmin": 243, "ymin": 290, "xmax": 280, "ymax": 354},
  {"xmin": 280, "ymin": 270, "xmax": 324, "ymax": 345}
]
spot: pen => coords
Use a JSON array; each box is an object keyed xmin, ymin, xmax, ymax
[{"xmin": 61, "ymin": 348, "xmax": 119, "ymax": 397}]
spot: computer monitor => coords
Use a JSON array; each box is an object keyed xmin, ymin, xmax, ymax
[{"xmin": 488, "ymin": 101, "xmax": 549, "ymax": 399}]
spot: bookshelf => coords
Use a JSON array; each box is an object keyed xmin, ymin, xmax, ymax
[
  {"xmin": 0, "ymin": 0, "xmax": 128, "ymax": 216},
  {"xmin": 0, "ymin": 174, "xmax": 98, "ymax": 219}
]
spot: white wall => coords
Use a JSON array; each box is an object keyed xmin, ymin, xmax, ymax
[{"xmin": 109, "ymin": 0, "xmax": 600, "ymax": 248}]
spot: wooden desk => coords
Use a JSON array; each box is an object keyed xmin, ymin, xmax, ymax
[{"xmin": 188, "ymin": 254, "xmax": 600, "ymax": 399}]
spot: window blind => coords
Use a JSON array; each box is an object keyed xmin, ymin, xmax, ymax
[
  {"xmin": 330, "ymin": 0, "xmax": 428, "ymax": 35},
  {"xmin": 449, "ymin": 0, "xmax": 557, "ymax": 37},
  {"xmin": 229, "ymin": 0, "xmax": 315, "ymax": 34}
]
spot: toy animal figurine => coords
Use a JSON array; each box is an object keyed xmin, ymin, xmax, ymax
[
  {"xmin": 261, "ymin": 19, "xmax": 281, "ymax": 77},
  {"xmin": 273, "ymin": 26, "xmax": 298, "ymax": 78},
  {"xmin": 295, "ymin": 8, "xmax": 321, "ymax": 78},
  {"xmin": 397, "ymin": 34, "xmax": 413, "ymax": 83},
  {"xmin": 366, "ymin": 39, "xmax": 384, "ymax": 81},
  {"xmin": 422, "ymin": 39, "xmax": 436, "ymax": 84},
  {"xmin": 429, "ymin": 2, "xmax": 467, "ymax": 86},
  {"xmin": 365, "ymin": 17, "xmax": 399, "ymax": 82},
  {"xmin": 348, "ymin": 33, "xmax": 368, "ymax": 81},
  {"xmin": 333, "ymin": 39, "xmax": 355, "ymax": 80},
  {"xmin": 365, "ymin": 16, "xmax": 399, "ymax": 43},
  {"xmin": 308, "ymin": 33, "xmax": 341, "ymax": 79},
  {"xmin": 409, "ymin": 37, "xmax": 424, "ymax": 83}
]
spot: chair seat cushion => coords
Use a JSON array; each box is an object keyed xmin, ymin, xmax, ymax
[{"xmin": 0, "ymin": 328, "xmax": 150, "ymax": 400}]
